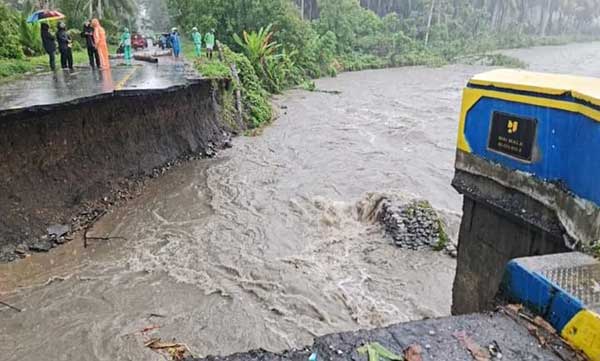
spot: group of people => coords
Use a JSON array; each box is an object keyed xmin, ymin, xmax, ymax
[
  {"xmin": 191, "ymin": 28, "xmax": 216, "ymax": 59},
  {"xmin": 40, "ymin": 18, "xmax": 110, "ymax": 72},
  {"xmin": 162, "ymin": 27, "xmax": 215, "ymax": 59},
  {"xmin": 41, "ymin": 19, "xmax": 217, "ymax": 72}
]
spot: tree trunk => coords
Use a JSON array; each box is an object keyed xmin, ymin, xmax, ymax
[
  {"xmin": 540, "ymin": 0, "xmax": 552, "ymax": 36},
  {"xmin": 425, "ymin": 0, "xmax": 436, "ymax": 46}
]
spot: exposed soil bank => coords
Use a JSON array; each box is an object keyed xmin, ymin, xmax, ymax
[{"xmin": 0, "ymin": 79, "xmax": 232, "ymax": 261}]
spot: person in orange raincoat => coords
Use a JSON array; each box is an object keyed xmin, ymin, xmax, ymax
[{"xmin": 91, "ymin": 18, "xmax": 110, "ymax": 69}]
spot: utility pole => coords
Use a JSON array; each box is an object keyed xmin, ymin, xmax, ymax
[{"xmin": 300, "ymin": 0, "xmax": 304, "ymax": 20}]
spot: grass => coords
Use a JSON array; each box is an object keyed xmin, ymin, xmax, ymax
[
  {"xmin": 196, "ymin": 58, "xmax": 230, "ymax": 78},
  {"xmin": 0, "ymin": 43, "xmax": 119, "ymax": 81},
  {"xmin": 0, "ymin": 51, "xmax": 85, "ymax": 79},
  {"xmin": 181, "ymin": 40, "xmax": 229, "ymax": 79},
  {"xmin": 433, "ymin": 219, "xmax": 449, "ymax": 252}
]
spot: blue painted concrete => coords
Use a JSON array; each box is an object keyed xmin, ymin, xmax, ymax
[
  {"xmin": 502, "ymin": 260, "xmax": 584, "ymax": 332},
  {"xmin": 464, "ymin": 97, "xmax": 600, "ymax": 207}
]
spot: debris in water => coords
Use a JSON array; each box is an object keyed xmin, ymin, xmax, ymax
[
  {"xmin": 47, "ymin": 224, "xmax": 70, "ymax": 237},
  {"xmin": 357, "ymin": 342, "xmax": 403, "ymax": 361},
  {"xmin": 0, "ymin": 300, "xmax": 22, "ymax": 312},
  {"xmin": 403, "ymin": 344, "xmax": 423, "ymax": 361},
  {"xmin": 141, "ymin": 325, "xmax": 161, "ymax": 333},
  {"xmin": 148, "ymin": 313, "xmax": 167, "ymax": 319},
  {"xmin": 145, "ymin": 338, "xmax": 192, "ymax": 360},
  {"xmin": 487, "ymin": 341, "xmax": 502, "ymax": 359},
  {"xmin": 453, "ymin": 331, "xmax": 491, "ymax": 361}
]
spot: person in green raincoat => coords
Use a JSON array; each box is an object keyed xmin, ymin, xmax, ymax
[
  {"xmin": 191, "ymin": 27, "xmax": 202, "ymax": 57},
  {"xmin": 120, "ymin": 27, "xmax": 132, "ymax": 65},
  {"xmin": 205, "ymin": 29, "xmax": 215, "ymax": 59}
]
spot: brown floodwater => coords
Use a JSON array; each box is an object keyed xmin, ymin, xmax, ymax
[{"xmin": 2, "ymin": 42, "xmax": 600, "ymax": 361}]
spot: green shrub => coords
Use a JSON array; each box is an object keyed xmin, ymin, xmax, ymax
[
  {"xmin": 18, "ymin": 16, "xmax": 43, "ymax": 56},
  {"xmin": 0, "ymin": 3, "xmax": 24, "ymax": 59},
  {"xmin": 0, "ymin": 59, "xmax": 34, "ymax": 77},
  {"xmin": 222, "ymin": 46, "xmax": 272, "ymax": 127}
]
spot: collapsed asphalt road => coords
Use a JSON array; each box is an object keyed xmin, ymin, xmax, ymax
[
  {"xmin": 0, "ymin": 55, "xmax": 231, "ymax": 262},
  {"xmin": 0, "ymin": 55, "xmax": 194, "ymax": 112}
]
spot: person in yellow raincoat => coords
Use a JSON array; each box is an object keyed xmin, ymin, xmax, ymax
[{"xmin": 91, "ymin": 19, "xmax": 110, "ymax": 70}]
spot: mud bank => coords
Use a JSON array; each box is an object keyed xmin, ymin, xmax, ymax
[{"xmin": 0, "ymin": 79, "xmax": 233, "ymax": 261}]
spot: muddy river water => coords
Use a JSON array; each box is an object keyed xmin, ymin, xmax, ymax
[{"xmin": 2, "ymin": 42, "xmax": 600, "ymax": 361}]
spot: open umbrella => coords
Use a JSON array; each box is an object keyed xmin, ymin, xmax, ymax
[{"xmin": 26, "ymin": 10, "xmax": 65, "ymax": 24}]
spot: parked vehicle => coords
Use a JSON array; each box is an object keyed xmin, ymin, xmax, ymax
[{"xmin": 131, "ymin": 33, "xmax": 147, "ymax": 50}]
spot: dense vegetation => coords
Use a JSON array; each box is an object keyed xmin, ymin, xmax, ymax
[
  {"xmin": 1, "ymin": 0, "xmax": 599, "ymax": 124},
  {"xmin": 177, "ymin": 0, "xmax": 600, "ymax": 127}
]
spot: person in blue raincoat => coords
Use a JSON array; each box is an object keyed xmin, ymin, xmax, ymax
[{"xmin": 170, "ymin": 27, "xmax": 181, "ymax": 58}]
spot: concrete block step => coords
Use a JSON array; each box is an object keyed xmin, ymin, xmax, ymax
[{"xmin": 502, "ymin": 252, "xmax": 600, "ymax": 361}]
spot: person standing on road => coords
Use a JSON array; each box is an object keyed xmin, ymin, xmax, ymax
[
  {"xmin": 120, "ymin": 27, "xmax": 132, "ymax": 65},
  {"xmin": 205, "ymin": 29, "xmax": 215, "ymax": 59},
  {"xmin": 160, "ymin": 33, "xmax": 167, "ymax": 50},
  {"xmin": 92, "ymin": 19, "xmax": 110, "ymax": 70},
  {"xmin": 40, "ymin": 23, "xmax": 56, "ymax": 71},
  {"xmin": 57, "ymin": 22, "xmax": 74, "ymax": 71},
  {"xmin": 170, "ymin": 27, "xmax": 181, "ymax": 58},
  {"xmin": 81, "ymin": 20, "xmax": 100, "ymax": 69},
  {"xmin": 191, "ymin": 27, "xmax": 202, "ymax": 57}
]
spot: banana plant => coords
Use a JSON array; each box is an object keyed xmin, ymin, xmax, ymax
[{"xmin": 233, "ymin": 24, "xmax": 281, "ymax": 65}]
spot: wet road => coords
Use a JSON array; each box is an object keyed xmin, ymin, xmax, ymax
[
  {"xmin": 0, "ymin": 56, "xmax": 189, "ymax": 112},
  {"xmin": 1, "ymin": 42, "xmax": 600, "ymax": 361}
]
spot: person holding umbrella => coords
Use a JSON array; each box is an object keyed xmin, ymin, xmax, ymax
[
  {"xmin": 40, "ymin": 23, "xmax": 56, "ymax": 71},
  {"xmin": 81, "ymin": 20, "xmax": 100, "ymax": 69},
  {"xmin": 91, "ymin": 18, "xmax": 110, "ymax": 70},
  {"xmin": 28, "ymin": 9, "xmax": 66, "ymax": 71},
  {"xmin": 57, "ymin": 22, "xmax": 74, "ymax": 71}
]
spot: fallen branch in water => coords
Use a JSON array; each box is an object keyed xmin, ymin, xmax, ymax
[
  {"xmin": 0, "ymin": 300, "xmax": 22, "ymax": 312},
  {"xmin": 83, "ymin": 210, "xmax": 106, "ymax": 248},
  {"xmin": 145, "ymin": 338, "xmax": 193, "ymax": 360},
  {"xmin": 82, "ymin": 210, "xmax": 126, "ymax": 247}
]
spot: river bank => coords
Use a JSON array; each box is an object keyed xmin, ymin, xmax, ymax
[{"xmin": 2, "ymin": 42, "xmax": 600, "ymax": 360}]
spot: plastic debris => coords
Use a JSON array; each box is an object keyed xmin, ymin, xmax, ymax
[
  {"xmin": 308, "ymin": 352, "xmax": 318, "ymax": 361},
  {"xmin": 357, "ymin": 342, "xmax": 403, "ymax": 361}
]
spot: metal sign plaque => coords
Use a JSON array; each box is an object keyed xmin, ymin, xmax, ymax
[{"xmin": 488, "ymin": 111, "xmax": 537, "ymax": 162}]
